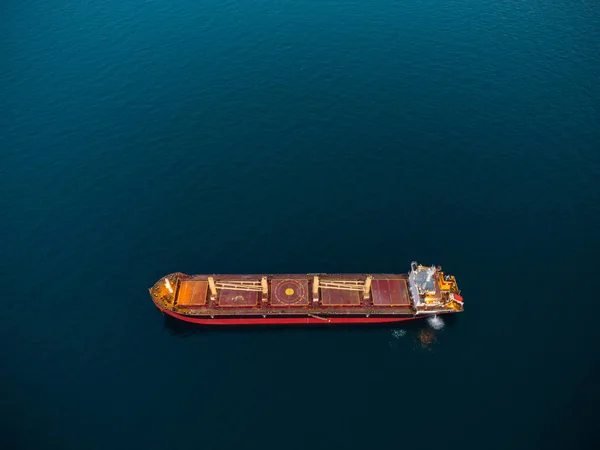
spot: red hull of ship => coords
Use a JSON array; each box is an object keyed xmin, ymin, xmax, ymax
[{"xmin": 159, "ymin": 307, "xmax": 420, "ymax": 326}]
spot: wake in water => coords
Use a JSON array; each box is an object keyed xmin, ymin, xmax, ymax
[
  {"xmin": 391, "ymin": 329, "xmax": 406, "ymax": 339},
  {"xmin": 427, "ymin": 315, "xmax": 444, "ymax": 330},
  {"xmin": 389, "ymin": 317, "xmax": 444, "ymax": 350}
]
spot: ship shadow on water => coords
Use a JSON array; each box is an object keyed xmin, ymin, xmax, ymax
[{"xmin": 161, "ymin": 313, "xmax": 461, "ymax": 338}]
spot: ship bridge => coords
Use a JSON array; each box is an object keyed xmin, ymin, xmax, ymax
[{"xmin": 408, "ymin": 262, "xmax": 463, "ymax": 314}]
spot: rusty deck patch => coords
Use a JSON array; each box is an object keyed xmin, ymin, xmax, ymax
[
  {"xmin": 321, "ymin": 287, "xmax": 361, "ymax": 306},
  {"xmin": 371, "ymin": 278, "xmax": 410, "ymax": 306},
  {"xmin": 176, "ymin": 280, "xmax": 208, "ymax": 306},
  {"xmin": 218, "ymin": 289, "xmax": 258, "ymax": 307}
]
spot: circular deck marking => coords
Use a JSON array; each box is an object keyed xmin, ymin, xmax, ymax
[{"xmin": 273, "ymin": 279, "xmax": 307, "ymax": 305}]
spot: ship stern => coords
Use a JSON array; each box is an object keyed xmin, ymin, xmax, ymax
[{"xmin": 408, "ymin": 262, "xmax": 464, "ymax": 315}]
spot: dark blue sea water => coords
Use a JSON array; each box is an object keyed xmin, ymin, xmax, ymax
[{"xmin": 2, "ymin": 1, "xmax": 599, "ymax": 449}]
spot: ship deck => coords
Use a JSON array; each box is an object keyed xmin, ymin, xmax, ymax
[
  {"xmin": 169, "ymin": 305, "xmax": 415, "ymax": 317},
  {"xmin": 172, "ymin": 273, "xmax": 414, "ymax": 316}
]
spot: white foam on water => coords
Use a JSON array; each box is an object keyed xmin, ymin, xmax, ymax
[
  {"xmin": 391, "ymin": 329, "xmax": 406, "ymax": 339},
  {"xmin": 427, "ymin": 315, "xmax": 444, "ymax": 330}
]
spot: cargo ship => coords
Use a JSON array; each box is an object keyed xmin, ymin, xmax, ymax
[{"xmin": 149, "ymin": 262, "xmax": 463, "ymax": 326}]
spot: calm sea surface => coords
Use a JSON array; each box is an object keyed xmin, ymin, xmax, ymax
[{"xmin": 2, "ymin": 1, "xmax": 599, "ymax": 449}]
